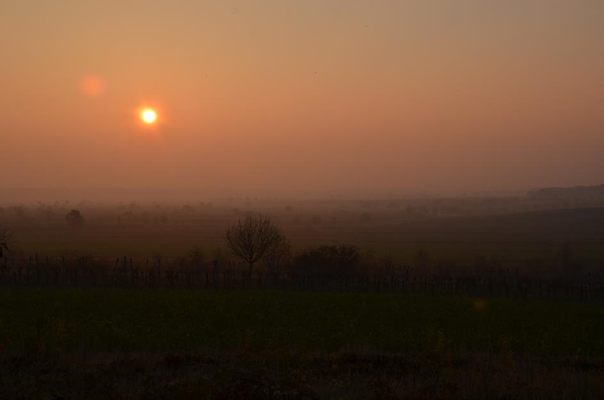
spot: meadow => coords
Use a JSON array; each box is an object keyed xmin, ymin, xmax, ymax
[
  {"xmin": 2, "ymin": 289, "xmax": 604, "ymax": 399},
  {"xmin": 2, "ymin": 289, "xmax": 603, "ymax": 354}
]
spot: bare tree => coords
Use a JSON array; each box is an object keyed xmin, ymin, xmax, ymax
[
  {"xmin": 225, "ymin": 213, "xmax": 284, "ymax": 277},
  {"xmin": 0, "ymin": 225, "xmax": 13, "ymax": 258},
  {"xmin": 65, "ymin": 209, "xmax": 85, "ymax": 229}
]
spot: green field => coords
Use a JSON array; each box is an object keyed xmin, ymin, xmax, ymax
[
  {"xmin": 2, "ymin": 289, "xmax": 603, "ymax": 356},
  {"xmin": 3, "ymin": 289, "xmax": 604, "ymax": 399}
]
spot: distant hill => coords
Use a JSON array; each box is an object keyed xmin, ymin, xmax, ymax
[
  {"xmin": 374, "ymin": 208, "xmax": 604, "ymax": 244},
  {"xmin": 528, "ymin": 185, "xmax": 604, "ymax": 200}
]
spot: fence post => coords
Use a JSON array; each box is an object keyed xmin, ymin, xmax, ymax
[
  {"xmin": 45, "ymin": 257, "xmax": 49, "ymax": 287},
  {"xmin": 35, "ymin": 254, "xmax": 40, "ymax": 286},
  {"xmin": 27, "ymin": 256, "xmax": 32, "ymax": 283},
  {"xmin": 157, "ymin": 257, "xmax": 162, "ymax": 288},
  {"xmin": 213, "ymin": 259, "xmax": 219, "ymax": 288}
]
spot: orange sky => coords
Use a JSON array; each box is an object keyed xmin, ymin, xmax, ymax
[{"xmin": 1, "ymin": 1, "xmax": 603, "ymax": 198}]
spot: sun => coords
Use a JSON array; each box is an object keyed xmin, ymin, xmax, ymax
[{"xmin": 140, "ymin": 108, "xmax": 157, "ymax": 124}]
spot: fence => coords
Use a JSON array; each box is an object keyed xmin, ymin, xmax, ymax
[{"xmin": 1, "ymin": 255, "xmax": 603, "ymax": 301}]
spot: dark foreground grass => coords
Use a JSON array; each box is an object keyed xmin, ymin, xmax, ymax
[
  {"xmin": 3, "ymin": 350, "xmax": 604, "ymax": 400},
  {"xmin": 1, "ymin": 289, "xmax": 604, "ymax": 399},
  {"xmin": 1, "ymin": 289, "xmax": 603, "ymax": 355}
]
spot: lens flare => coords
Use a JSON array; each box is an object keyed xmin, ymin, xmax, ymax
[{"xmin": 80, "ymin": 74, "xmax": 105, "ymax": 97}]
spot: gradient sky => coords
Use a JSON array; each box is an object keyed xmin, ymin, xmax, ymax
[{"xmin": 1, "ymin": 1, "xmax": 603, "ymax": 198}]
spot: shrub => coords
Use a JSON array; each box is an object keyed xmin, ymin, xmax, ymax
[{"xmin": 294, "ymin": 245, "xmax": 361, "ymax": 278}]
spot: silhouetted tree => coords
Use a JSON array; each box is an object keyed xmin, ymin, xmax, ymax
[
  {"xmin": 0, "ymin": 225, "xmax": 13, "ymax": 258},
  {"xmin": 65, "ymin": 210, "xmax": 85, "ymax": 229},
  {"xmin": 225, "ymin": 213, "xmax": 284, "ymax": 277},
  {"xmin": 11, "ymin": 206, "xmax": 25, "ymax": 219}
]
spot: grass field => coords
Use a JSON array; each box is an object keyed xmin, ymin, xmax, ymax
[
  {"xmin": 2, "ymin": 289, "xmax": 604, "ymax": 399},
  {"xmin": 2, "ymin": 289, "xmax": 603, "ymax": 355}
]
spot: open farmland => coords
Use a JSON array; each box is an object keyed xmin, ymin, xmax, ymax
[
  {"xmin": 4, "ymin": 200, "xmax": 604, "ymax": 267},
  {"xmin": 2, "ymin": 198, "xmax": 604, "ymax": 399}
]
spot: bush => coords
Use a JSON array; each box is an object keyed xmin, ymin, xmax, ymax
[{"xmin": 294, "ymin": 245, "xmax": 361, "ymax": 278}]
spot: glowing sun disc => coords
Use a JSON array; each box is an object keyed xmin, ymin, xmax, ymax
[{"xmin": 140, "ymin": 109, "xmax": 157, "ymax": 124}]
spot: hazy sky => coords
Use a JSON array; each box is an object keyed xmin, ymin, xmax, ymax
[{"xmin": 1, "ymin": 1, "xmax": 603, "ymax": 198}]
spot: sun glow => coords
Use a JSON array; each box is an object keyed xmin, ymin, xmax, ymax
[{"xmin": 140, "ymin": 109, "xmax": 157, "ymax": 124}]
